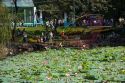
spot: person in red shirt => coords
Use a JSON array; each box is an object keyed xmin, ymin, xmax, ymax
[{"xmin": 61, "ymin": 30, "xmax": 68, "ymax": 40}]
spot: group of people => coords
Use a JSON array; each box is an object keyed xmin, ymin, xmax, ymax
[
  {"xmin": 16, "ymin": 28, "xmax": 54, "ymax": 44},
  {"xmin": 45, "ymin": 19, "xmax": 64, "ymax": 31},
  {"xmin": 36, "ymin": 31, "xmax": 54, "ymax": 43},
  {"xmin": 16, "ymin": 29, "xmax": 28, "ymax": 43},
  {"xmin": 78, "ymin": 18, "xmax": 114, "ymax": 26}
]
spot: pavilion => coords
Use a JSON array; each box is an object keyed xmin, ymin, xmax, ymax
[{"xmin": 2, "ymin": 0, "xmax": 36, "ymax": 26}]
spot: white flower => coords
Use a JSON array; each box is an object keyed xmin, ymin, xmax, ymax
[
  {"xmin": 78, "ymin": 65, "xmax": 82, "ymax": 70},
  {"xmin": 65, "ymin": 73, "xmax": 70, "ymax": 77},
  {"xmin": 46, "ymin": 76, "xmax": 52, "ymax": 80},
  {"xmin": 75, "ymin": 73, "xmax": 78, "ymax": 76},
  {"xmin": 68, "ymin": 69, "xmax": 72, "ymax": 72},
  {"xmin": 10, "ymin": 52, "xmax": 13, "ymax": 55}
]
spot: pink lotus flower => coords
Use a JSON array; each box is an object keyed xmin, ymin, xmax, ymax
[
  {"xmin": 46, "ymin": 76, "xmax": 52, "ymax": 80},
  {"xmin": 42, "ymin": 60, "xmax": 48, "ymax": 65},
  {"xmin": 83, "ymin": 45, "xmax": 86, "ymax": 48}
]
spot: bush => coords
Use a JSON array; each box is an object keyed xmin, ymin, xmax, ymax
[
  {"xmin": 57, "ymin": 27, "xmax": 84, "ymax": 35},
  {"xmin": 0, "ymin": 45, "xmax": 8, "ymax": 59},
  {"xmin": 34, "ymin": 30, "xmax": 43, "ymax": 35}
]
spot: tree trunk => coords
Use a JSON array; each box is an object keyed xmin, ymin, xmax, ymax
[{"xmin": 12, "ymin": 0, "xmax": 18, "ymax": 41}]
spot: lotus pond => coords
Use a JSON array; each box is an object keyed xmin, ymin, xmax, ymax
[{"xmin": 0, "ymin": 46, "xmax": 125, "ymax": 83}]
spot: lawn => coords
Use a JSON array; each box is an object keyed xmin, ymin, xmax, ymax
[
  {"xmin": 17, "ymin": 26, "xmax": 110, "ymax": 34},
  {"xmin": 0, "ymin": 47, "xmax": 125, "ymax": 83},
  {"xmin": 17, "ymin": 26, "xmax": 46, "ymax": 32},
  {"xmin": 17, "ymin": 26, "xmax": 85, "ymax": 35}
]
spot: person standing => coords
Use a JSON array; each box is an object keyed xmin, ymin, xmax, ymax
[
  {"xmin": 23, "ymin": 31, "xmax": 28, "ymax": 43},
  {"xmin": 50, "ymin": 20, "xmax": 55, "ymax": 30},
  {"xmin": 49, "ymin": 31, "xmax": 53, "ymax": 44},
  {"xmin": 119, "ymin": 17, "xmax": 124, "ymax": 27},
  {"xmin": 53, "ymin": 19, "xmax": 58, "ymax": 34},
  {"xmin": 45, "ymin": 20, "xmax": 50, "ymax": 32},
  {"xmin": 16, "ymin": 29, "xmax": 21, "ymax": 36}
]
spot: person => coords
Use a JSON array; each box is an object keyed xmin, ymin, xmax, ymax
[
  {"xmin": 40, "ymin": 36, "xmax": 43, "ymax": 43},
  {"xmin": 61, "ymin": 30, "xmax": 68, "ymax": 40},
  {"xmin": 23, "ymin": 31, "xmax": 28, "ymax": 43},
  {"xmin": 16, "ymin": 29, "xmax": 21, "ymax": 36},
  {"xmin": 37, "ymin": 36, "xmax": 41, "ymax": 43},
  {"xmin": 21, "ymin": 28, "xmax": 25, "ymax": 35},
  {"xmin": 50, "ymin": 20, "xmax": 55, "ymax": 30},
  {"xmin": 58, "ymin": 19, "xmax": 61, "ymax": 26},
  {"xmin": 45, "ymin": 20, "xmax": 50, "ymax": 30},
  {"xmin": 49, "ymin": 31, "xmax": 53, "ymax": 43},
  {"xmin": 53, "ymin": 19, "xmax": 58, "ymax": 35},
  {"xmin": 119, "ymin": 17, "xmax": 124, "ymax": 27},
  {"xmin": 43, "ymin": 36, "xmax": 47, "ymax": 42}
]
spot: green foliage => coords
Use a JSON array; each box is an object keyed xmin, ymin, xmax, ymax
[
  {"xmin": 0, "ymin": 5, "xmax": 11, "ymax": 45},
  {"xmin": 17, "ymin": 26, "xmax": 45, "ymax": 32},
  {"xmin": 33, "ymin": 0, "xmax": 116, "ymax": 18},
  {"xmin": 121, "ymin": 56, "xmax": 125, "ymax": 61},
  {"xmin": 0, "ymin": 47, "xmax": 125, "ymax": 82},
  {"xmin": 119, "ymin": 70, "xmax": 125, "ymax": 75},
  {"xmin": 84, "ymin": 74, "xmax": 97, "ymax": 80},
  {"xmin": 0, "ymin": 4, "xmax": 11, "ymax": 58},
  {"xmin": 82, "ymin": 61, "xmax": 90, "ymax": 71},
  {"xmin": 33, "ymin": 30, "xmax": 45, "ymax": 36}
]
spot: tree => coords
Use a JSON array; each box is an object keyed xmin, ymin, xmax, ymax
[
  {"xmin": 0, "ymin": 4, "xmax": 11, "ymax": 58},
  {"xmin": 12, "ymin": 0, "xmax": 18, "ymax": 41},
  {"xmin": 33, "ymin": 0, "xmax": 86, "ymax": 17},
  {"xmin": 99, "ymin": 0, "xmax": 125, "ymax": 25},
  {"xmin": 33, "ymin": 0, "xmax": 124, "ymax": 25}
]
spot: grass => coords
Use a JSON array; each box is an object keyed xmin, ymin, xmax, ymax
[
  {"xmin": 0, "ymin": 46, "xmax": 125, "ymax": 83},
  {"xmin": 17, "ymin": 26, "xmax": 117, "ymax": 35},
  {"xmin": 56, "ymin": 26, "xmax": 84, "ymax": 34},
  {"xmin": 18, "ymin": 26, "xmax": 85, "ymax": 34},
  {"xmin": 17, "ymin": 26, "xmax": 46, "ymax": 32}
]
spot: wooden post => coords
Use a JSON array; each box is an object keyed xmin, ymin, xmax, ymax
[
  {"xmin": 33, "ymin": 7, "xmax": 37, "ymax": 26},
  {"xmin": 12, "ymin": 0, "xmax": 18, "ymax": 41},
  {"xmin": 24, "ymin": 9, "xmax": 26, "ymax": 23},
  {"xmin": 29, "ymin": 10, "xmax": 32, "ymax": 23},
  {"xmin": 64, "ymin": 12, "xmax": 68, "ymax": 27},
  {"xmin": 40, "ymin": 10, "xmax": 44, "ymax": 25}
]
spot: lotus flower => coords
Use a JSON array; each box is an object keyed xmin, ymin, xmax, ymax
[
  {"xmin": 42, "ymin": 60, "xmax": 48, "ymax": 65},
  {"xmin": 46, "ymin": 76, "xmax": 52, "ymax": 80},
  {"xmin": 78, "ymin": 65, "xmax": 82, "ymax": 70},
  {"xmin": 65, "ymin": 73, "xmax": 70, "ymax": 77}
]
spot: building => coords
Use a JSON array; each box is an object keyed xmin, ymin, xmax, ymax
[{"xmin": 2, "ymin": 0, "xmax": 35, "ymax": 26}]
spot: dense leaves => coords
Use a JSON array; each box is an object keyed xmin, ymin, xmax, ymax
[
  {"xmin": 0, "ymin": 47, "xmax": 125, "ymax": 82},
  {"xmin": 0, "ymin": 4, "xmax": 11, "ymax": 58},
  {"xmin": 0, "ymin": 4, "xmax": 11, "ymax": 45},
  {"xmin": 33, "ymin": 0, "xmax": 125, "ymax": 23}
]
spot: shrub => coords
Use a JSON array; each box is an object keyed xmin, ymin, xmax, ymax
[{"xmin": 0, "ymin": 45, "xmax": 9, "ymax": 59}]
